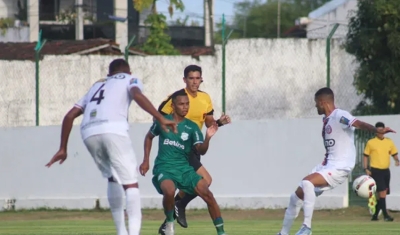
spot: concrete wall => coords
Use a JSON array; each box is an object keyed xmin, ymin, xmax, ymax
[
  {"xmin": 1, "ymin": 38, "xmax": 359, "ymax": 127},
  {"xmin": 0, "ymin": 26, "xmax": 29, "ymax": 42},
  {"xmin": 0, "ymin": 117, "xmax": 348, "ymax": 210},
  {"xmin": 0, "ymin": 0, "xmax": 18, "ymax": 18}
]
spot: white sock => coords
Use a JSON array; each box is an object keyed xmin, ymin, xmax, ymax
[
  {"xmin": 107, "ymin": 182, "xmax": 128, "ymax": 235},
  {"xmin": 125, "ymin": 187, "xmax": 142, "ymax": 235},
  {"xmin": 280, "ymin": 193, "xmax": 303, "ymax": 235},
  {"xmin": 302, "ymin": 180, "xmax": 316, "ymax": 228}
]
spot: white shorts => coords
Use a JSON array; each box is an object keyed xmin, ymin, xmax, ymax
[
  {"xmin": 300, "ymin": 164, "xmax": 350, "ymax": 196},
  {"xmin": 84, "ymin": 133, "xmax": 138, "ymax": 185}
]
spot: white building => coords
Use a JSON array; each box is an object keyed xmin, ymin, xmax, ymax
[
  {"xmin": 0, "ymin": 0, "xmax": 131, "ymax": 49},
  {"xmin": 307, "ymin": 0, "xmax": 358, "ymax": 39}
]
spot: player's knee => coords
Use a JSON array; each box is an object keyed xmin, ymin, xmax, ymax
[
  {"xmin": 301, "ymin": 180, "xmax": 314, "ymax": 190},
  {"xmin": 195, "ymin": 179, "xmax": 210, "ymax": 198},
  {"xmin": 203, "ymin": 174, "xmax": 212, "ymax": 186},
  {"xmin": 160, "ymin": 180, "xmax": 176, "ymax": 197}
]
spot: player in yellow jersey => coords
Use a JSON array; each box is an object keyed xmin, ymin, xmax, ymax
[{"xmin": 156, "ymin": 65, "xmax": 231, "ymax": 235}]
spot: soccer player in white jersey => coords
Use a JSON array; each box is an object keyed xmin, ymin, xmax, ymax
[
  {"xmin": 45, "ymin": 59, "xmax": 177, "ymax": 235},
  {"xmin": 276, "ymin": 87, "xmax": 395, "ymax": 235}
]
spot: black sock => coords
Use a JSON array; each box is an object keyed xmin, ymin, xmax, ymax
[
  {"xmin": 374, "ymin": 200, "xmax": 381, "ymax": 217},
  {"xmin": 179, "ymin": 193, "xmax": 198, "ymax": 208},
  {"xmin": 175, "ymin": 194, "xmax": 182, "ymax": 202},
  {"xmin": 379, "ymin": 198, "xmax": 389, "ymax": 217}
]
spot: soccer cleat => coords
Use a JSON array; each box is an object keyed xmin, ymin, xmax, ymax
[
  {"xmin": 164, "ymin": 221, "xmax": 175, "ymax": 235},
  {"xmin": 384, "ymin": 216, "xmax": 394, "ymax": 222},
  {"xmin": 158, "ymin": 219, "xmax": 167, "ymax": 235},
  {"xmin": 368, "ymin": 194, "xmax": 377, "ymax": 215},
  {"xmin": 294, "ymin": 225, "xmax": 312, "ymax": 235},
  {"xmin": 175, "ymin": 201, "xmax": 188, "ymax": 228},
  {"xmin": 371, "ymin": 215, "xmax": 379, "ymax": 221}
]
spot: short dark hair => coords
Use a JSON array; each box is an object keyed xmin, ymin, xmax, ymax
[
  {"xmin": 171, "ymin": 89, "xmax": 188, "ymax": 103},
  {"xmin": 315, "ymin": 87, "xmax": 334, "ymax": 100},
  {"xmin": 184, "ymin": 65, "xmax": 202, "ymax": 78},
  {"xmin": 375, "ymin": 122, "xmax": 385, "ymax": 128},
  {"xmin": 108, "ymin": 59, "xmax": 129, "ymax": 74}
]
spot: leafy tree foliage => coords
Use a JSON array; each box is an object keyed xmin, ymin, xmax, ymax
[
  {"xmin": 215, "ymin": 0, "xmax": 330, "ymax": 42},
  {"xmin": 345, "ymin": 0, "xmax": 400, "ymax": 115},
  {"xmin": 133, "ymin": 0, "xmax": 184, "ymax": 55}
]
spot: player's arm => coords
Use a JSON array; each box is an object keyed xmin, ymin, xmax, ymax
[
  {"xmin": 128, "ymin": 78, "xmax": 167, "ymax": 123},
  {"xmin": 338, "ymin": 110, "xmax": 394, "ymax": 134},
  {"xmin": 204, "ymin": 95, "xmax": 230, "ymax": 128},
  {"xmin": 194, "ymin": 125, "xmax": 217, "ymax": 155},
  {"xmin": 59, "ymin": 107, "xmax": 83, "ymax": 151},
  {"xmin": 390, "ymin": 141, "xmax": 399, "ymax": 164},
  {"xmin": 363, "ymin": 141, "xmax": 371, "ymax": 172},
  {"xmin": 140, "ymin": 121, "xmax": 161, "ymax": 176},
  {"xmin": 46, "ymin": 97, "xmax": 85, "ymax": 167}
]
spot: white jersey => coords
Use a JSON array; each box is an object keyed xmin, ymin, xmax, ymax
[
  {"xmin": 74, "ymin": 73, "xmax": 143, "ymax": 140},
  {"xmin": 322, "ymin": 108, "xmax": 357, "ymax": 171}
]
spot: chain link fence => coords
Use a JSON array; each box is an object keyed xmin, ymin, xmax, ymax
[{"xmin": 221, "ymin": 23, "xmax": 358, "ymax": 121}]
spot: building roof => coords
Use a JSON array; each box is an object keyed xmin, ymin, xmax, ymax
[
  {"xmin": 0, "ymin": 38, "xmax": 122, "ymax": 61},
  {"xmin": 308, "ymin": 0, "xmax": 350, "ymax": 19},
  {"xmin": 0, "ymin": 38, "xmax": 215, "ymax": 61}
]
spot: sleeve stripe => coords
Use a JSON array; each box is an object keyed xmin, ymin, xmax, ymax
[
  {"xmin": 193, "ymin": 141, "xmax": 203, "ymax": 145},
  {"xmin": 392, "ymin": 152, "xmax": 398, "ymax": 156},
  {"xmin": 74, "ymin": 104, "xmax": 84, "ymax": 111},
  {"xmin": 206, "ymin": 109, "xmax": 214, "ymax": 115},
  {"xmin": 349, "ymin": 118, "xmax": 357, "ymax": 126}
]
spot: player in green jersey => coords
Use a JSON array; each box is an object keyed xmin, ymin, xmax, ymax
[{"xmin": 139, "ymin": 89, "xmax": 227, "ymax": 235}]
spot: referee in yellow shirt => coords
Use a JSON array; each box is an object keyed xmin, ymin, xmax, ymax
[
  {"xmin": 363, "ymin": 122, "xmax": 399, "ymax": 221},
  {"xmin": 156, "ymin": 65, "xmax": 231, "ymax": 235}
]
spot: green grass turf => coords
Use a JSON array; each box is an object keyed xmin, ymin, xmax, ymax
[{"xmin": 0, "ymin": 207, "xmax": 399, "ymax": 235}]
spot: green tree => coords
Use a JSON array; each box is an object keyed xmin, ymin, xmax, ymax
[
  {"xmin": 133, "ymin": 0, "xmax": 184, "ymax": 55},
  {"xmin": 345, "ymin": 0, "xmax": 400, "ymax": 115},
  {"xmin": 215, "ymin": 0, "xmax": 330, "ymax": 41}
]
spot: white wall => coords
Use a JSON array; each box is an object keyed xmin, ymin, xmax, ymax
[
  {"xmin": 0, "ymin": 0, "xmax": 18, "ymax": 18},
  {"xmin": 0, "ymin": 38, "xmax": 359, "ymax": 127},
  {"xmin": 0, "ymin": 117, "xmax": 351, "ymax": 210},
  {"xmin": 0, "ymin": 26, "xmax": 29, "ymax": 42}
]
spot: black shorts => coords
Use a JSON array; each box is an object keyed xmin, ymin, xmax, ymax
[
  {"xmin": 370, "ymin": 167, "xmax": 391, "ymax": 194},
  {"xmin": 188, "ymin": 147, "xmax": 202, "ymax": 171}
]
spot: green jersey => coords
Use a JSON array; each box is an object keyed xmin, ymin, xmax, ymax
[{"xmin": 150, "ymin": 114, "xmax": 204, "ymax": 169}]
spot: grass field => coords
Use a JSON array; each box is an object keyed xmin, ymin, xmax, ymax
[{"xmin": 0, "ymin": 207, "xmax": 399, "ymax": 235}]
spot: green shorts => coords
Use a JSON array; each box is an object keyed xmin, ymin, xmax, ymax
[{"xmin": 152, "ymin": 165, "xmax": 202, "ymax": 195}]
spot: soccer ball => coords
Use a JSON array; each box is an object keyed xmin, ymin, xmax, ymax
[{"xmin": 352, "ymin": 175, "xmax": 377, "ymax": 199}]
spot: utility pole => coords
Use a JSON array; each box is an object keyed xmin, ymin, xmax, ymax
[
  {"xmin": 207, "ymin": 0, "xmax": 214, "ymax": 47},
  {"xmin": 75, "ymin": 0, "xmax": 84, "ymax": 40}
]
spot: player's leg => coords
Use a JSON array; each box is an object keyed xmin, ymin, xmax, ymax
[
  {"xmin": 194, "ymin": 178, "xmax": 227, "ymax": 235},
  {"xmin": 152, "ymin": 172, "xmax": 178, "ymax": 235},
  {"xmin": 83, "ymin": 135, "xmax": 128, "ymax": 235},
  {"xmin": 175, "ymin": 150, "xmax": 212, "ymax": 228},
  {"xmin": 104, "ymin": 134, "xmax": 142, "ymax": 235},
  {"xmin": 371, "ymin": 168, "xmax": 393, "ymax": 221}
]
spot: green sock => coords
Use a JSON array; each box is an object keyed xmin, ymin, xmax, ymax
[
  {"xmin": 213, "ymin": 217, "xmax": 225, "ymax": 235},
  {"xmin": 165, "ymin": 209, "xmax": 175, "ymax": 222}
]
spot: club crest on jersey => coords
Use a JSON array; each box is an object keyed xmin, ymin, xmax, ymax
[
  {"xmin": 130, "ymin": 78, "xmax": 138, "ymax": 85},
  {"xmin": 181, "ymin": 132, "xmax": 189, "ymax": 141},
  {"xmin": 90, "ymin": 109, "xmax": 97, "ymax": 118},
  {"xmin": 325, "ymin": 125, "xmax": 332, "ymax": 134},
  {"xmin": 339, "ymin": 116, "xmax": 350, "ymax": 125}
]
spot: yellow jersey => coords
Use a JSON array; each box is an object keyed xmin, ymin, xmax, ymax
[
  {"xmin": 364, "ymin": 137, "xmax": 398, "ymax": 169},
  {"xmin": 158, "ymin": 88, "xmax": 214, "ymax": 129}
]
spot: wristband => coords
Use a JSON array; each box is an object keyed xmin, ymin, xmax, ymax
[{"xmin": 216, "ymin": 119, "xmax": 224, "ymax": 127}]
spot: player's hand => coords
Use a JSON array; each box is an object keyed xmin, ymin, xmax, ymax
[
  {"xmin": 45, "ymin": 149, "xmax": 67, "ymax": 168},
  {"xmin": 380, "ymin": 127, "xmax": 396, "ymax": 134},
  {"xmin": 206, "ymin": 124, "xmax": 218, "ymax": 138},
  {"xmin": 365, "ymin": 169, "xmax": 371, "ymax": 176},
  {"xmin": 139, "ymin": 161, "xmax": 150, "ymax": 176},
  {"xmin": 159, "ymin": 117, "xmax": 178, "ymax": 134},
  {"xmin": 219, "ymin": 112, "xmax": 231, "ymax": 125}
]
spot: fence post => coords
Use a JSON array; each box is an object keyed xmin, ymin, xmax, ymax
[
  {"xmin": 34, "ymin": 30, "xmax": 47, "ymax": 126},
  {"xmin": 124, "ymin": 35, "xmax": 136, "ymax": 61},
  {"xmin": 326, "ymin": 23, "xmax": 339, "ymax": 88},
  {"xmin": 221, "ymin": 14, "xmax": 233, "ymax": 113}
]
